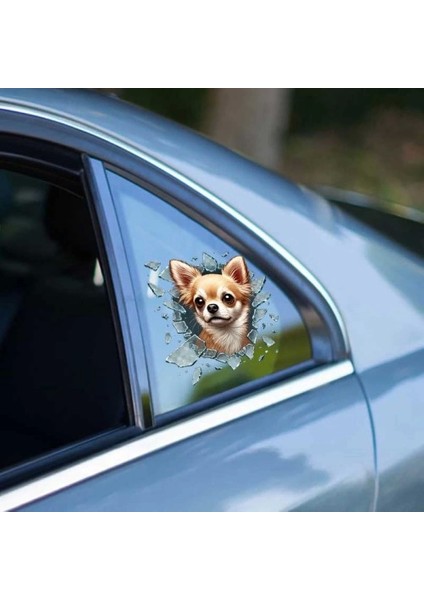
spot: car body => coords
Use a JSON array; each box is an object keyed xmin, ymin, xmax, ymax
[{"xmin": 0, "ymin": 88, "xmax": 423, "ymax": 511}]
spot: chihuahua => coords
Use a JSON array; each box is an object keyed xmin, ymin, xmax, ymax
[{"xmin": 169, "ymin": 255, "xmax": 251, "ymax": 355}]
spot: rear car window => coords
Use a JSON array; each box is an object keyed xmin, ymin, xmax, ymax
[{"xmin": 107, "ymin": 170, "xmax": 313, "ymax": 418}]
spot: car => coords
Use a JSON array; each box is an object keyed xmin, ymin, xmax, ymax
[{"xmin": 0, "ymin": 88, "xmax": 422, "ymax": 512}]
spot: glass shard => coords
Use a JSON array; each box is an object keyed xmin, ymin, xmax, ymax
[
  {"xmin": 192, "ymin": 367, "xmax": 202, "ymax": 385},
  {"xmin": 245, "ymin": 344, "xmax": 255, "ymax": 359},
  {"xmin": 251, "ymin": 276, "xmax": 266, "ymax": 295},
  {"xmin": 216, "ymin": 353, "xmax": 229, "ymax": 363},
  {"xmin": 166, "ymin": 335, "xmax": 206, "ymax": 368},
  {"xmin": 269, "ymin": 313, "xmax": 280, "ymax": 322},
  {"xmin": 221, "ymin": 251, "xmax": 229, "ymax": 257},
  {"xmin": 158, "ymin": 266, "xmax": 173, "ymax": 282},
  {"xmin": 262, "ymin": 335, "xmax": 275, "ymax": 347},
  {"xmin": 165, "ymin": 333, "xmax": 172, "ymax": 345},
  {"xmin": 204, "ymin": 349, "xmax": 217, "ymax": 359},
  {"xmin": 145, "ymin": 260, "xmax": 161, "ymax": 271},
  {"xmin": 202, "ymin": 252, "xmax": 218, "ymax": 272},
  {"xmin": 162, "ymin": 313, "xmax": 169, "ymax": 320},
  {"xmin": 258, "ymin": 354, "xmax": 265, "ymax": 362},
  {"xmin": 148, "ymin": 283, "xmax": 165, "ymax": 297},
  {"xmin": 252, "ymin": 291, "xmax": 271, "ymax": 307},
  {"xmin": 173, "ymin": 320, "xmax": 188, "ymax": 334},
  {"xmin": 227, "ymin": 355, "xmax": 241, "ymax": 370},
  {"xmin": 164, "ymin": 299, "xmax": 186, "ymax": 314},
  {"xmin": 253, "ymin": 308, "xmax": 267, "ymax": 324},
  {"xmin": 248, "ymin": 329, "xmax": 258, "ymax": 344}
]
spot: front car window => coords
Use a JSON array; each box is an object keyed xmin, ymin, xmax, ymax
[{"xmin": 107, "ymin": 171, "xmax": 312, "ymax": 417}]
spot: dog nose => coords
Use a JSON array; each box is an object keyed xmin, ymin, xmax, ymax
[{"xmin": 207, "ymin": 303, "xmax": 219, "ymax": 314}]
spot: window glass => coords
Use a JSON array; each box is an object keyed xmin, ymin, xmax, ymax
[
  {"xmin": 108, "ymin": 172, "xmax": 312, "ymax": 417},
  {"xmin": 0, "ymin": 169, "xmax": 127, "ymax": 472}
]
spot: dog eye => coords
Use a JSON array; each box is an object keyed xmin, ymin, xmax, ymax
[
  {"xmin": 222, "ymin": 293, "xmax": 235, "ymax": 305},
  {"xmin": 195, "ymin": 297, "xmax": 205, "ymax": 308}
]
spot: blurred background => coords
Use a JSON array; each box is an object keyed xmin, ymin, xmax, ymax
[{"xmin": 98, "ymin": 89, "xmax": 424, "ymax": 211}]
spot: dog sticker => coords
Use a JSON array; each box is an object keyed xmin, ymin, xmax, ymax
[{"xmin": 145, "ymin": 251, "xmax": 276, "ymax": 386}]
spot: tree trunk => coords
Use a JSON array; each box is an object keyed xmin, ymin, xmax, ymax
[{"xmin": 203, "ymin": 88, "xmax": 290, "ymax": 170}]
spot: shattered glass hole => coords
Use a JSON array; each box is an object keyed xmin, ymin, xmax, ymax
[{"xmin": 149, "ymin": 255, "xmax": 279, "ymax": 379}]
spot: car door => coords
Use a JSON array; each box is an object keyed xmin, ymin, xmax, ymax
[{"xmin": 13, "ymin": 153, "xmax": 376, "ymax": 512}]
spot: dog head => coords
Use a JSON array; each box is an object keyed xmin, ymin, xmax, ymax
[{"xmin": 169, "ymin": 255, "xmax": 251, "ymax": 330}]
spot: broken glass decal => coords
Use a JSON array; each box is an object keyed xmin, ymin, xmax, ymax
[
  {"xmin": 106, "ymin": 169, "xmax": 312, "ymax": 417},
  {"xmin": 144, "ymin": 251, "xmax": 281, "ymax": 388}
]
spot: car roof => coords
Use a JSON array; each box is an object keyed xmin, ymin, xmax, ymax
[{"xmin": 0, "ymin": 88, "xmax": 423, "ymax": 372}]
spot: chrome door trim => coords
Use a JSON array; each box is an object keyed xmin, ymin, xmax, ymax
[
  {"xmin": 0, "ymin": 360, "xmax": 354, "ymax": 511},
  {"xmin": 0, "ymin": 101, "xmax": 350, "ymax": 355}
]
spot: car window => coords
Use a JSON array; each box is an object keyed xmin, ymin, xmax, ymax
[
  {"xmin": 0, "ymin": 169, "xmax": 128, "ymax": 473},
  {"xmin": 107, "ymin": 170, "xmax": 312, "ymax": 417}
]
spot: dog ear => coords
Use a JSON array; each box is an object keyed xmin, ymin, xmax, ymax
[
  {"xmin": 222, "ymin": 256, "xmax": 250, "ymax": 285},
  {"xmin": 169, "ymin": 260, "xmax": 202, "ymax": 292}
]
